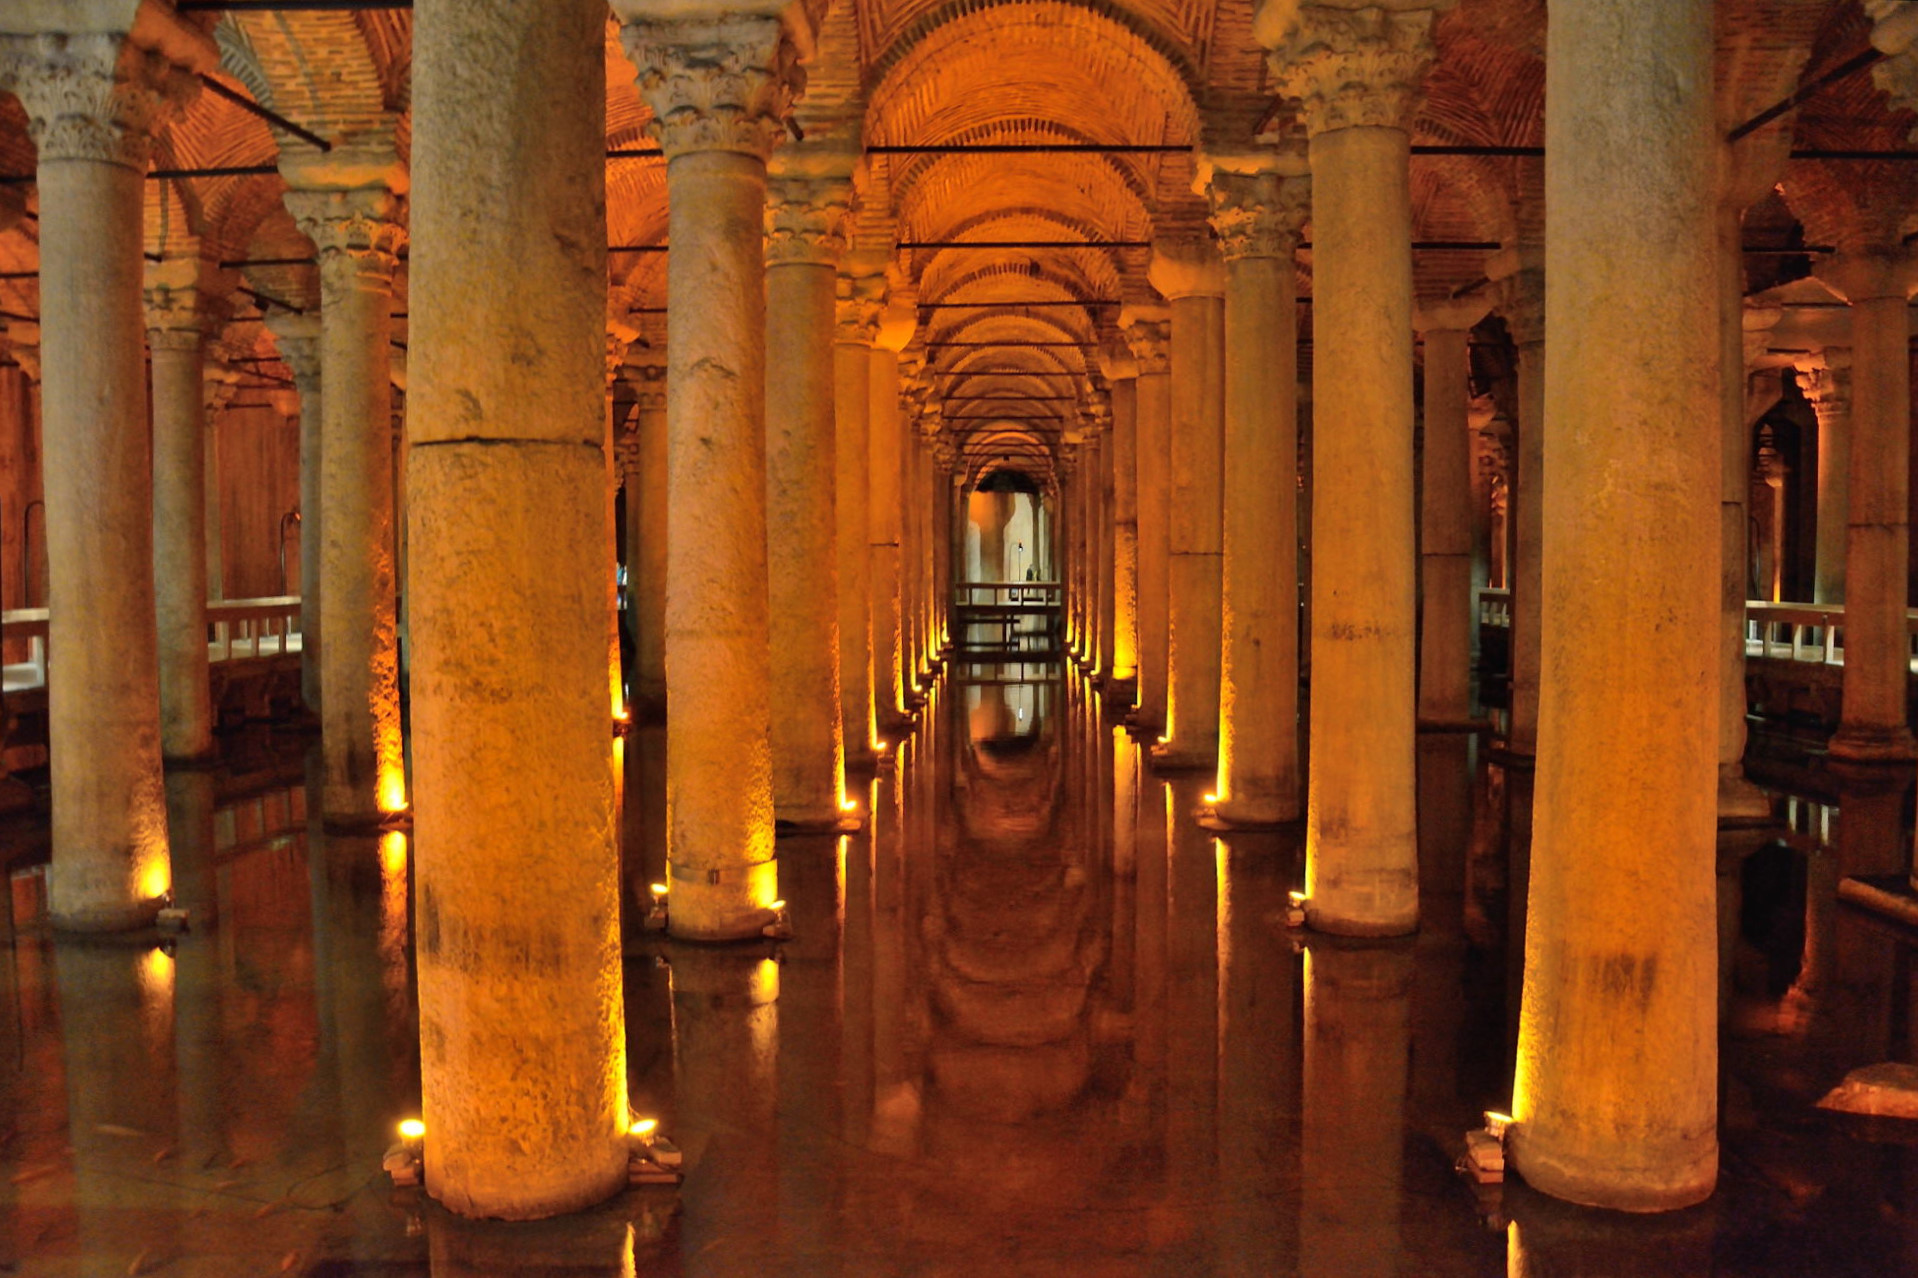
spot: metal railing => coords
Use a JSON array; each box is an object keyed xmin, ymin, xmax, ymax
[
  {"xmin": 1477, "ymin": 586, "xmax": 1510, "ymax": 628},
  {"xmin": 1, "ymin": 596, "xmax": 303, "ymax": 692},
  {"xmin": 953, "ymin": 581, "xmax": 1064, "ymax": 608}
]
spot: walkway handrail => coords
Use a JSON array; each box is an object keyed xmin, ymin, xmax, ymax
[
  {"xmin": 954, "ymin": 581, "xmax": 1064, "ymax": 607},
  {"xmin": 1477, "ymin": 586, "xmax": 1510, "ymax": 628},
  {"xmin": 208, "ymin": 595, "xmax": 303, "ymax": 662}
]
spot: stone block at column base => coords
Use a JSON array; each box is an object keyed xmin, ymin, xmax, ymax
[
  {"xmin": 1715, "ymin": 765, "xmax": 1772, "ymax": 823},
  {"xmin": 50, "ymin": 897, "xmax": 165, "ymax": 935},
  {"xmin": 1507, "ymin": 1125, "xmax": 1716, "ymax": 1214},
  {"xmin": 1826, "ymin": 724, "xmax": 1918, "ymax": 764},
  {"xmin": 1302, "ymin": 888, "xmax": 1418, "ymax": 940},
  {"xmin": 845, "ymin": 746, "xmax": 883, "ymax": 774},
  {"xmin": 1197, "ymin": 798, "xmax": 1301, "ymax": 832},
  {"xmin": 775, "ymin": 810, "xmax": 861, "ymax": 836},
  {"xmin": 1148, "ymin": 740, "xmax": 1217, "ymax": 774},
  {"xmin": 665, "ymin": 858, "xmax": 781, "ymax": 943}
]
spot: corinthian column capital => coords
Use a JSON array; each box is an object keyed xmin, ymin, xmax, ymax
[
  {"xmin": 1118, "ymin": 304, "xmax": 1172, "ymax": 374},
  {"xmin": 265, "ymin": 312, "xmax": 322, "ymax": 390},
  {"xmin": 0, "ymin": 28, "xmax": 204, "ymax": 169},
  {"xmin": 284, "ymin": 185, "xmax": 406, "ymax": 294},
  {"xmin": 1795, "ymin": 348, "xmax": 1852, "ymax": 415},
  {"xmin": 765, "ymin": 174, "xmax": 850, "ymax": 267},
  {"xmin": 1257, "ymin": 2, "xmax": 1452, "ymax": 137},
  {"xmin": 144, "ymin": 255, "xmax": 229, "ymax": 343},
  {"xmin": 835, "ymin": 269, "xmax": 887, "ymax": 345},
  {"xmin": 1204, "ymin": 169, "xmax": 1311, "ymax": 262},
  {"xmin": 621, "ymin": 14, "xmax": 802, "ymax": 162}
]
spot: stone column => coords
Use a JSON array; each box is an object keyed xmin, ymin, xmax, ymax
[
  {"xmin": 871, "ymin": 297, "xmax": 915, "ymax": 735},
  {"xmin": 1150, "ymin": 238, "xmax": 1227, "ymax": 771},
  {"xmin": 621, "ymin": 6, "xmax": 797, "ymax": 938},
  {"xmin": 624, "ymin": 351, "xmax": 667, "ymax": 721},
  {"xmin": 764, "ymin": 170, "xmax": 849, "ymax": 828},
  {"xmin": 1100, "ymin": 349, "xmax": 1141, "ymax": 695},
  {"xmin": 283, "ymin": 149, "xmax": 407, "ymax": 825},
  {"xmin": 1511, "ymin": 0, "xmax": 1720, "ymax": 1211},
  {"xmin": 1497, "ymin": 264, "xmax": 1545, "ymax": 757},
  {"xmin": 1121, "ymin": 307, "xmax": 1172, "ymax": 733},
  {"xmin": 1800, "ymin": 351, "xmax": 1851, "ymax": 605},
  {"xmin": 1095, "ymin": 406, "xmax": 1118, "ymax": 680},
  {"xmin": 1414, "ymin": 297, "xmax": 1490, "ymax": 728},
  {"xmin": 1821, "ymin": 252, "xmax": 1916, "ymax": 762},
  {"xmin": 835, "ymin": 266, "xmax": 885, "ymax": 764},
  {"xmin": 410, "ymin": 0, "xmax": 627, "ymax": 1219},
  {"xmin": 1206, "ymin": 167, "xmax": 1308, "ymax": 826},
  {"xmin": 1265, "ymin": 2, "xmax": 1444, "ymax": 935},
  {"xmin": 144, "ymin": 262, "xmax": 219, "ymax": 761},
  {"xmin": 267, "ymin": 314, "xmax": 323, "ymax": 712},
  {"xmin": 202, "ymin": 358, "xmax": 236, "ymax": 603},
  {"xmin": 0, "ymin": 19, "xmax": 212, "ymax": 929}
]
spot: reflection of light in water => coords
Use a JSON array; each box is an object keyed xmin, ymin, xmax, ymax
[
  {"xmin": 750, "ymin": 957, "xmax": 781, "ymax": 1062},
  {"xmin": 378, "ymin": 831, "xmax": 410, "ymax": 1014},
  {"xmin": 139, "ymin": 946, "xmax": 174, "ymax": 1053},
  {"xmin": 621, "ymin": 1223, "xmax": 637, "ymax": 1278}
]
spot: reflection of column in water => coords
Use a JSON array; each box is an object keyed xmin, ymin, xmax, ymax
[
  {"xmin": 671, "ymin": 948, "xmax": 779, "ymax": 1275},
  {"xmin": 1504, "ymin": 1191, "xmax": 1713, "ymax": 1277},
  {"xmin": 1301, "ymin": 941, "xmax": 1414, "ymax": 1278},
  {"xmin": 1822, "ymin": 786, "xmax": 1907, "ymax": 1058},
  {"xmin": 1125, "ymin": 777, "xmax": 1169, "ymax": 1127},
  {"xmin": 1412, "ymin": 736, "xmax": 1475, "ymax": 1125},
  {"xmin": 777, "ymin": 831, "xmax": 845, "ymax": 1248},
  {"xmin": 1108, "ymin": 726, "xmax": 1139, "ymax": 1020},
  {"xmin": 871, "ymin": 754, "xmax": 917, "ymax": 1153},
  {"xmin": 1217, "ymin": 837, "xmax": 1303, "ymax": 1275},
  {"xmin": 841, "ymin": 793, "xmax": 876, "ymax": 1152},
  {"xmin": 1163, "ymin": 777, "xmax": 1220, "ymax": 1262},
  {"xmin": 427, "ymin": 1208, "xmax": 638, "ymax": 1276},
  {"xmin": 56, "ymin": 941, "xmax": 179, "ymax": 1273},
  {"xmin": 623, "ymin": 722, "xmax": 669, "ymax": 913},
  {"xmin": 1789, "ymin": 838, "xmax": 1838, "ymax": 1014},
  {"xmin": 166, "ymin": 771, "xmax": 229, "ymax": 1177}
]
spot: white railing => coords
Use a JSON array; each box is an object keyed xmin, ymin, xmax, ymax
[
  {"xmin": 954, "ymin": 581, "xmax": 1064, "ymax": 608},
  {"xmin": 1477, "ymin": 587, "xmax": 1510, "ymax": 629},
  {"xmin": 0, "ymin": 596, "xmax": 302, "ymax": 693},
  {"xmin": 1745, "ymin": 601, "xmax": 1847, "ymax": 666}
]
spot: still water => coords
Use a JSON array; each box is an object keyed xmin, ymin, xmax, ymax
[{"xmin": 1, "ymin": 670, "xmax": 1915, "ymax": 1274}]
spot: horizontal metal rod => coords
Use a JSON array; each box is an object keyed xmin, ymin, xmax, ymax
[
  {"xmin": 928, "ymin": 340, "xmax": 1088, "ymax": 348},
  {"xmin": 1301, "ymin": 239, "xmax": 1500, "ymax": 251},
  {"xmin": 610, "ymin": 245, "xmax": 668, "ymax": 254},
  {"xmin": 1730, "ymin": 46, "xmax": 1885, "ymax": 143},
  {"xmin": 1409, "ymin": 144, "xmax": 1543, "ymax": 158},
  {"xmin": 945, "ymin": 395, "xmax": 1081, "ymax": 401},
  {"xmin": 869, "ymin": 143, "xmax": 1189, "ymax": 155},
  {"xmin": 177, "ymin": 2, "xmax": 412, "ymax": 10},
  {"xmin": 153, "ymin": 163, "xmax": 280, "ymax": 180},
  {"xmin": 240, "ymin": 285, "xmax": 302, "ymax": 315},
  {"xmin": 608, "ymin": 147, "xmax": 666, "ymax": 159},
  {"xmin": 902, "ymin": 240, "xmax": 1148, "ymax": 250},
  {"xmin": 0, "ymin": 309, "xmax": 33, "ymax": 323},
  {"xmin": 198, "ymin": 74, "xmax": 330, "ymax": 152},
  {"xmin": 223, "ymin": 400, "xmax": 279, "ymax": 409},
  {"xmin": 921, "ymin": 299, "xmax": 1118, "ymax": 308}
]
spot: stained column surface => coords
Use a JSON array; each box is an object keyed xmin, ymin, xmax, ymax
[
  {"xmin": 1803, "ymin": 353, "xmax": 1851, "ymax": 604},
  {"xmin": 764, "ymin": 172, "xmax": 848, "ymax": 828},
  {"xmin": 1512, "ymin": 0, "xmax": 1721, "ymax": 1211},
  {"xmin": 1824, "ymin": 259, "xmax": 1915, "ymax": 763},
  {"xmin": 1123, "ymin": 308, "xmax": 1173, "ymax": 733},
  {"xmin": 1502, "ymin": 268, "xmax": 1544, "ymax": 757},
  {"xmin": 1143, "ymin": 251, "xmax": 1219, "ymax": 775},
  {"xmin": 1096, "ymin": 424, "xmax": 1118, "ymax": 680},
  {"xmin": 283, "ymin": 157, "xmax": 407, "ymax": 826},
  {"xmin": 1414, "ymin": 303, "xmax": 1485, "ymax": 728},
  {"xmin": 408, "ymin": 0, "xmax": 627, "ymax": 1218},
  {"xmin": 146, "ymin": 274, "xmax": 215, "ymax": 762},
  {"xmin": 1716, "ymin": 207, "xmax": 1771, "ymax": 819},
  {"xmin": 1104, "ymin": 364, "xmax": 1141, "ymax": 692},
  {"xmin": 2, "ymin": 25, "xmax": 209, "ymax": 930},
  {"xmin": 268, "ymin": 314, "xmax": 325, "ymax": 713},
  {"xmin": 836, "ymin": 270, "xmax": 884, "ymax": 765},
  {"xmin": 1210, "ymin": 168, "xmax": 1306, "ymax": 826},
  {"xmin": 871, "ymin": 314, "xmax": 913, "ymax": 735},
  {"xmin": 1265, "ymin": 4, "xmax": 1437, "ymax": 936},
  {"xmin": 627, "ymin": 354, "xmax": 668, "ymax": 720},
  {"xmin": 622, "ymin": 7, "xmax": 792, "ymax": 939}
]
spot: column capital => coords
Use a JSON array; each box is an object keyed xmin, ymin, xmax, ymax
[
  {"xmin": 835, "ymin": 269, "xmax": 887, "ymax": 345},
  {"xmin": 1414, "ymin": 293, "xmax": 1490, "ymax": 334},
  {"xmin": 1119, "ymin": 304, "xmax": 1171, "ymax": 374},
  {"xmin": 1794, "ymin": 348, "xmax": 1852, "ymax": 414},
  {"xmin": 764, "ymin": 173, "xmax": 850, "ymax": 267},
  {"xmin": 626, "ymin": 348, "xmax": 667, "ymax": 413},
  {"xmin": 3, "ymin": 318, "xmax": 40, "ymax": 383},
  {"xmin": 1148, "ymin": 237, "xmax": 1226, "ymax": 300},
  {"xmin": 620, "ymin": 14, "xmax": 801, "ymax": 162},
  {"xmin": 1097, "ymin": 339, "xmax": 1138, "ymax": 382},
  {"xmin": 264, "ymin": 311, "xmax": 322, "ymax": 388},
  {"xmin": 283, "ymin": 180, "xmax": 406, "ymax": 292},
  {"xmin": 1495, "ymin": 266, "xmax": 1544, "ymax": 349},
  {"xmin": 0, "ymin": 25, "xmax": 206, "ymax": 169},
  {"xmin": 1742, "ymin": 302, "xmax": 1784, "ymax": 369},
  {"xmin": 1815, "ymin": 248, "xmax": 1918, "ymax": 304},
  {"xmin": 143, "ymin": 255, "xmax": 229, "ymax": 343},
  {"xmin": 1204, "ymin": 169, "xmax": 1311, "ymax": 262},
  {"xmin": 1257, "ymin": 2, "xmax": 1452, "ymax": 138}
]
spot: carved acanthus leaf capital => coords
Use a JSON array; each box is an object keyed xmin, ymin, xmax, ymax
[
  {"xmin": 1495, "ymin": 267, "xmax": 1545, "ymax": 349},
  {"xmin": 1264, "ymin": 4, "xmax": 1449, "ymax": 138},
  {"xmin": 627, "ymin": 352, "xmax": 667, "ymax": 413},
  {"xmin": 1795, "ymin": 350, "xmax": 1852, "ymax": 415},
  {"xmin": 0, "ymin": 31, "xmax": 199, "ymax": 169},
  {"xmin": 622, "ymin": 15, "xmax": 801, "ymax": 162},
  {"xmin": 1205, "ymin": 170, "xmax": 1311, "ymax": 262},
  {"xmin": 265, "ymin": 313, "xmax": 322, "ymax": 389},
  {"xmin": 283, "ymin": 184, "xmax": 406, "ymax": 293},
  {"xmin": 835, "ymin": 271, "xmax": 888, "ymax": 344},
  {"xmin": 1119, "ymin": 307, "xmax": 1172, "ymax": 374},
  {"xmin": 765, "ymin": 175, "xmax": 850, "ymax": 267}
]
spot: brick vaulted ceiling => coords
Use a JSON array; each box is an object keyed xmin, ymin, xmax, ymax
[{"xmin": 0, "ymin": 1, "xmax": 1908, "ymax": 472}]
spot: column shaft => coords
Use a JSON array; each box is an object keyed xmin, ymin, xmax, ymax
[
  {"xmin": 630, "ymin": 375, "xmax": 667, "ymax": 718},
  {"xmin": 1109, "ymin": 376, "xmax": 1140, "ymax": 688},
  {"xmin": 1508, "ymin": 304, "xmax": 1544, "ymax": 756},
  {"xmin": 268, "ymin": 316, "xmax": 324, "ymax": 713},
  {"xmin": 1417, "ymin": 325, "xmax": 1474, "ymax": 725},
  {"xmin": 835, "ymin": 324, "xmax": 876, "ymax": 762},
  {"xmin": 1513, "ymin": 0, "xmax": 1720, "ymax": 1210},
  {"xmin": 149, "ymin": 328, "xmax": 214, "ymax": 760},
  {"xmin": 1717, "ymin": 208, "xmax": 1767, "ymax": 817},
  {"xmin": 869, "ymin": 345, "xmax": 906, "ymax": 732},
  {"xmin": 1127, "ymin": 317, "xmax": 1172, "ymax": 731},
  {"xmin": 1806, "ymin": 359, "xmax": 1850, "ymax": 604}
]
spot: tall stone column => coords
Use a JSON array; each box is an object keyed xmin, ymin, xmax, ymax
[
  {"xmin": 1100, "ymin": 349, "xmax": 1141, "ymax": 695},
  {"xmin": 1820, "ymin": 253, "xmax": 1916, "ymax": 762},
  {"xmin": 621, "ymin": 5, "xmax": 798, "ymax": 938},
  {"xmin": 1207, "ymin": 167, "xmax": 1308, "ymax": 826},
  {"xmin": 1511, "ymin": 0, "xmax": 1721, "ymax": 1212},
  {"xmin": 267, "ymin": 314, "xmax": 323, "ymax": 712},
  {"xmin": 1149, "ymin": 240, "xmax": 1227, "ymax": 774},
  {"xmin": 283, "ymin": 149, "xmax": 408, "ymax": 825},
  {"xmin": 764, "ymin": 171, "xmax": 849, "ymax": 827},
  {"xmin": 1497, "ymin": 264, "xmax": 1545, "ymax": 757},
  {"xmin": 1122, "ymin": 307, "xmax": 1172, "ymax": 733},
  {"xmin": 1095, "ymin": 407, "xmax": 1118, "ymax": 680},
  {"xmin": 0, "ymin": 19, "xmax": 213, "ymax": 929},
  {"xmin": 835, "ymin": 266, "xmax": 885, "ymax": 764},
  {"xmin": 1800, "ymin": 351, "xmax": 1851, "ymax": 604},
  {"xmin": 409, "ymin": 0, "xmax": 627, "ymax": 1219},
  {"xmin": 624, "ymin": 351, "xmax": 667, "ymax": 720},
  {"xmin": 145, "ymin": 262, "xmax": 220, "ymax": 761},
  {"xmin": 202, "ymin": 357, "xmax": 236, "ymax": 602},
  {"xmin": 1265, "ymin": 2, "xmax": 1444, "ymax": 934},
  {"xmin": 871, "ymin": 298, "xmax": 915, "ymax": 734},
  {"xmin": 1414, "ymin": 297, "xmax": 1490, "ymax": 728}
]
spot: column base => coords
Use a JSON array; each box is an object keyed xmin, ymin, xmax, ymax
[
  {"xmin": 1715, "ymin": 766, "xmax": 1772, "ymax": 824},
  {"xmin": 50, "ymin": 897, "xmax": 164, "ymax": 935},
  {"xmin": 1416, "ymin": 715, "xmax": 1491, "ymax": 734},
  {"xmin": 1826, "ymin": 724, "xmax": 1918, "ymax": 764},
  {"xmin": 1196, "ymin": 799, "xmax": 1301, "ymax": 832},
  {"xmin": 322, "ymin": 806, "xmax": 409, "ymax": 836},
  {"xmin": 1303, "ymin": 898, "xmax": 1418, "ymax": 939},
  {"xmin": 1507, "ymin": 1127, "xmax": 1716, "ymax": 1214},
  {"xmin": 775, "ymin": 810, "xmax": 862, "ymax": 836},
  {"xmin": 1148, "ymin": 740, "xmax": 1217, "ymax": 773},
  {"xmin": 1123, "ymin": 709, "xmax": 1164, "ymax": 738}
]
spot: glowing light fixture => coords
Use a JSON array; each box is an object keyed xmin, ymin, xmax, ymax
[
  {"xmin": 398, "ymin": 1118, "xmax": 426, "ymax": 1143},
  {"xmin": 628, "ymin": 1117, "xmax": 658, "ymax": 1139},
  {"xmin": 1483, "ymin": 1111, "xmax": 1513, "ymax": 1139},
  {"xmin": 840, "ymin": 798, "xmax": 859, "ymax": 813},
  {"xmin": 649, "ymin": 882, "xmax": 668, "ymax": 898},
  {"xmin": 1203, "ymin": 793, "xmax": 1219, "ymax": 805}
]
